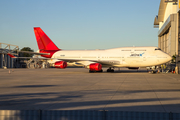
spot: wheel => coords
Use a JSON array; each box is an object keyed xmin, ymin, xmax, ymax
[
  {"xmin": 107, "ymin": 69, "xmax": 110, "ymax": 72},
  {"xmin": 107, "ymin": 69, "xmax": 114, "ymax": 72},
  {"xmin": 151, "ymin": 70, "xmax": 156, "ymax": 74},
  {"xmin": 98, "ymin": 69, "xmax": 103, "ymax": 72}
]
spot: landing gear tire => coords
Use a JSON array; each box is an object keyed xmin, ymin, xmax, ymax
[
  {"xmin": 89, "ymin": 70, "xmax": 94, "ymax": 73},
  {"xmin": 151, "ymin": 70, "xmax": 156, "ymax": 74},
  {"xmin": 107, "ymin": 68, "xmax": 114, "ymax": 72},
  {"xmin": 98, "ymin": 69, "xmax": 103, "ymax": 72}
]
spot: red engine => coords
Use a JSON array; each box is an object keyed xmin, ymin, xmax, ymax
[
  {"xmin": 54, "ymin": 61, "xmax": 67, "ymax": 69},
  {"xmin": 89, "ymin": 63, "xmax": 102, "ymax": 71}
]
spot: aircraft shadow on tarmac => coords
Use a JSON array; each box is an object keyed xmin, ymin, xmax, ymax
[
  {"xmin": 112, "ymin": 70, "xmax": 148, "ymax": 73},
  {"xmin": 12, "ymin": 85, "xmax": 57, "ymax": 88},
  {"xmin": 65, "ymin": 67, "xmax": 149, "ymax": 73},
  {"xmin": 0, "ymin": 88, "xmax": 180, "ymax": 113}
]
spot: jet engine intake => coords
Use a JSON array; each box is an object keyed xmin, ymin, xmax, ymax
[
  {"xmin": 88, "ymin": 63, "xmax": 102, "ymax": 71},
  {"xmin": 54, "ymin": 61, "xmax": 67, "ymax": 69}
]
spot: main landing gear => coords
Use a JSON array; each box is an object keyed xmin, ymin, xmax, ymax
[
  {"xmin": 89, "ymin": 67, "xmax": 115, "ymax": 73},
  {"xmin": 107, "ymin": 67, "xmax": 114, "ymax": 72},
  {"xmin": 151, "ymin": 70, "xmax": 157, "ymax": 74}
]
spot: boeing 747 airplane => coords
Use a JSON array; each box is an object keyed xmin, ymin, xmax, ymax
[{"xmin": 8, "ymin": 27, "xmax": 172, "ymax": 73}]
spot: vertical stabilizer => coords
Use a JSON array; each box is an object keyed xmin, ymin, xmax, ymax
[{"xmin": 34, "ymin": 27, "xmax": 60, "ymax": 50}]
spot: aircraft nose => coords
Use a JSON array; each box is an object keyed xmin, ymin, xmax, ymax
[{"xmin": 166, "ymin": 54, "xmax": 172, "ymax": 62}]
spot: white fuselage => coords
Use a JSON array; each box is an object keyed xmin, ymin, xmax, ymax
[{"xmin": 51, "ymin": 47, "xmax": 172, "ymax": 68}]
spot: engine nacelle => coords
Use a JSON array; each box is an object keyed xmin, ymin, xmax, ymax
[
  {"xmin": 88, "ymin": 63, "xmax": 102, "ymax": 71},
  {"xmin": 54, "ymin": 61, "xmax": 67, "ymax": 69}
]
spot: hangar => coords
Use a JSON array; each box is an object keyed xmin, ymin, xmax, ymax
[{"xmin": 154, "ymin": 0, "xmax": 180, "ymax": 74}]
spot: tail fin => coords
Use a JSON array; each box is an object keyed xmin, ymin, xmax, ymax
[{"xmin": 34, "ymin": 27, "xmax": 60, "ymax": 51}]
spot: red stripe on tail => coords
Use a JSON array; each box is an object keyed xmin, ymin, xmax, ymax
[{"xmin": 34, "ymin": 27, "xmax": 60, "ymax": 51}]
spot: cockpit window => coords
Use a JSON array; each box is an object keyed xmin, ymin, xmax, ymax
[{"xmin": 155, "ymin": 48, "xmax": 161, "ymax": 50}]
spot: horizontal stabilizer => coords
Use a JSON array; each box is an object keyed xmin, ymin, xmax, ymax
[
  {"xmin": 19, "ymin": 51, "xmax": 50, "ymax": 55},
  {"xmin": 7, "ymin": 53, "xmax": 17, "ymax": 58},
  {"xmin": 7, "ymin": 53, "xmax": 52, "ymax": 59}
]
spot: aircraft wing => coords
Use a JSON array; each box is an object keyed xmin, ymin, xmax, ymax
[
  {"xmin": 55, "ymin": 58, "xmax": 120, "ymax": 66},
  {"xmin": 8, "ymin": 53, "xmax": 120, "ymax": 66},
  {"xmin": 94, "ymin": 60, "xmax": 120, "ymax": 65}
]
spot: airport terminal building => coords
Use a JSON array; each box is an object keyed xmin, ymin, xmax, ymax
[{"xmin": 154, "ymin": 0, "xmax": 180, "ymax": 73}]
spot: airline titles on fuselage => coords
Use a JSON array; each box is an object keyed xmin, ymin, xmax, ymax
[{"xmin": 130, "ymin": 53, "xmax": 144, "ymax": 57}]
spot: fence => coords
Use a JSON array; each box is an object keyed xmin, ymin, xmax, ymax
[{"xmin": 0, "ymin": 110, "xmax": 180, "ymax": 120}]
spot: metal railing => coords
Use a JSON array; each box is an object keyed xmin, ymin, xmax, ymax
[
  {"xmin": 0, "ymin": 43, "xmax": 19, "ymax": 68},
  {"xmin": 0, "ymin": 43, "xmax": 19, "ymax": 54}
]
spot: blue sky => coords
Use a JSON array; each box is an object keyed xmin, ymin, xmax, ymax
[{"xmin": 0, "ymin": 0, "xmax": 160, "ymax": 51}]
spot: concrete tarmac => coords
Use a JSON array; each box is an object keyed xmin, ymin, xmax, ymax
[{"xmin": 0, "ymin": 68, "xmax": 180, "ymax": 113}]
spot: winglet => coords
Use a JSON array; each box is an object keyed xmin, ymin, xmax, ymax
[{"xmin": 7, "ymin": 53, "xmax": 17, "ymax": 58}]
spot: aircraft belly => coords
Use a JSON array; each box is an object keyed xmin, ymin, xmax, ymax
[{"xmin": 126, "ymin": 57, "xmax": 143, "ymax": 67}]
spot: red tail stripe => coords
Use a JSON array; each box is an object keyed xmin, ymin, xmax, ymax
[{"xmin": 34, "ymin": 27, "xmax": 60, "ymax": 51}]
